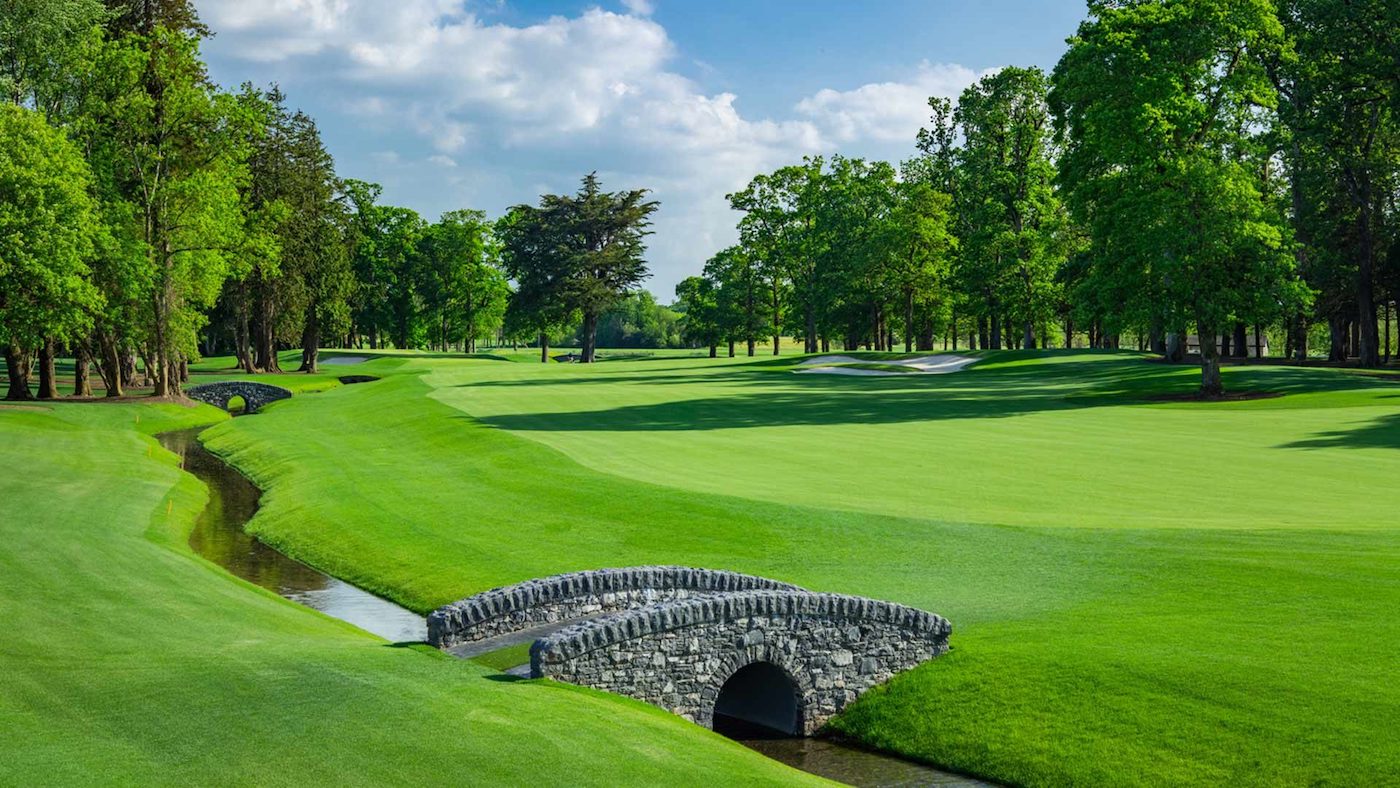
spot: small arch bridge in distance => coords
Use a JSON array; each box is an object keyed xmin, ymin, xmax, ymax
[{"xmin": 185, "ymin": 381, "xmax": 292, "ymax": 414}]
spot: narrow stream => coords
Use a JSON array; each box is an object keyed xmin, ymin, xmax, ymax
[
  {"xmin": 159, "ymin": 426, "xmax": 988, "ymax": 787},
  {"xmin": 159, "ymin": 428, "xmax": 426, "ymax": 642}
]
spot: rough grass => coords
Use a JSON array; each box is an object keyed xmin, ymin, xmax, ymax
[
  {"xmin": 197, "ymin": 349, "xmax": 1400, "ymax": 785},
  {"xmin": 0, "ymin": 397, "xmax": 824, "ymax": 786}
]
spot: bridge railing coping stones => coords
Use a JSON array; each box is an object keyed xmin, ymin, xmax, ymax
[
  {"xmin": 427, "ymin": 565, "xmax": 805, "ymax": 648},
  {"xmin": 529, "ymin": 589, "xmax": 952, "ymax": 666}
]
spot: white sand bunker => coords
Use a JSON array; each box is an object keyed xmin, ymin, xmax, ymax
[
  {"xmin": 795, "ymin": 354, "xmax": 978, "ymax": 377},
  {"xmin": 320, "ymin": 355, "xmax": 371, "ymax": 365}
]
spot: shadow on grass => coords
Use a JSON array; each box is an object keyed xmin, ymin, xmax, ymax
[
  {"xmin": 1279, "ymin": 411, "xmax": 1400, "ymax": 450},
  {"xmin": 467, "ymin": 354, "xmax": 1398, "ymax": 433}
]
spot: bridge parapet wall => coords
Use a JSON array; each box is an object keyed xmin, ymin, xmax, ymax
[
  {"xmin": 428, "ymin": 566, "xmax": 803, "ymax": 649},
  {"xmin": 530, "ymin": 590, "xmax": 951, "ymax": 734}
]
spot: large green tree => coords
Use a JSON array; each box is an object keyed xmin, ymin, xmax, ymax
[
  {"xmin": 0, "ymin": 105, "xmax": 99, "ymax": 399},
  {"xmin": 1272, "ymin": 0, "xmax": 1397, "ymax": 366},
  {"xmin": 956, "ymin": 67, "xmax": 1065, "ymax": 350},
  {"xmin": 501, "ymin": 173, "xmax": 657, "ymax": 363},
  {"xmin": 1051, "ymin": 0, "xmax": 1301, "ymax": 395},
  {"xmin": 82, "ymin": 26, "xmax": 251, "ymax": 395}
]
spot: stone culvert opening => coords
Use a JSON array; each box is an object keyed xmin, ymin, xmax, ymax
[{"xmin": 712, "ymin": 661, "xmax": 802, "ymax": 737}]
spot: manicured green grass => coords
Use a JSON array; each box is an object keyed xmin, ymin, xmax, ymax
[
  {"xmin": 0, "ymin": 399, "xmax": 824, "ymax": 785},
  {"xmin": 472, "ymin": 643, "xmax": 534, "ymax": 672},
  {"xmin": 197, "ymin": 349, "xmax": 1400, "ymax": 785}
]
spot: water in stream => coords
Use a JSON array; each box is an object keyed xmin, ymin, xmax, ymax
[
  {"xmin": 160, "ymin": 428, "xmax": 426, "ymax": 642},
  {"xmin": 159, "ymin": 426, "xmax": 987, "ymax": 787}
]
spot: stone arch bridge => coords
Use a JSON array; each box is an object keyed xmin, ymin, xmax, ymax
[
  {"xmin": 186, "ymin": 381, "xmax": 291, "ymax": 413},
  {"xmin": 428, "ymin": 566, "xmax": 951, "ymax": 735}
]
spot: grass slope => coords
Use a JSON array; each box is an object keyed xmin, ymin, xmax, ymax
[
  {"xmin": 200, "ymin": 350, "xmax": 1400, "ymax": 786},
  {"xmin": 0, "ymin": 398, "xmax": 823, "ymax": 785}
]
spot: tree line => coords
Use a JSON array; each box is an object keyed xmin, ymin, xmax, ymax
[
  {"xmin": 676, "ymin": 0, "xmax": 1398, "ymax": 395},
  {"xmin": 0, "ymin": 0, "xmax": 666, "ymax": 400},
  {"xmin": 2, "ymin": 0, "xmax": 1396, "ymax": 399}
]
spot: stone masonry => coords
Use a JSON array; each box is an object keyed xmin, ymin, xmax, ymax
[
  {"xmin": 185, "ymin": 381, "xmax": 292, "ymax": 413},
  {"xmin": 528, "ymin": 589, "xmax": 951, "ymax": 735},
  {"xmin": 427, "ymin": 566, "xmax": 804, "ymax": 649}
]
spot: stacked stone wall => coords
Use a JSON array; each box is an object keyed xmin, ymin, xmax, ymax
[
  {"xmin": 185, "ymin": 381, "xmax": 292, "ymax": 413},
  {"xmin": 530, "ymin": 591, "xmax": 951, "ymax": 734},
  {"xmin": 428, "ymin": 566, "xmax": 803, "ymax": 649}
]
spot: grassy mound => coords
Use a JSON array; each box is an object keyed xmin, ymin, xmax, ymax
[
  {"xmin": 0, "ymin": 397, "xmax": 821, "ymax": 785},
  {"xmin": 196, "ymin": 349, "xmax": 1400, "ymax": 785}
]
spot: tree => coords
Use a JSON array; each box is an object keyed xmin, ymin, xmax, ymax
[
  {"xmin": 84, "ymin": 27, "xmax": 251, "ymax": 395},
  {"xmin": 702, "ymin": 246, "xmax": 767, "ymax": 356},
  {"xmin": 1051, "ymin": 0, "xmax": 1302, "ymax": 396},
  {"xmin": 501, "ymin": 173, "xmax": 658, "ymax": 363},
  {"xmin": 886, "ymin": 178, "xmax": 956, "ymax": 352},
  {"xmin": 956, "ymin": 67, "xmax": 1065, "ymax": 350},
  {"xmin": 675, "ymin": 276, "xmax": 722, "ymax": 357},
  {"xmin": 0, "ymin": 0, "xmax": 106, "ymax": 113},
  {"xmin": 1272, "ymin": 0, "xmax": 1398, "ymax": 366},
  {"xmin": 0, "ymin": 105, "xmax": 99, "ymax": 399},
  {"xmin": 418, "ymin": 209, "xmax": 505, "ymax": 353},
  {"xmin": 728, "ymin": 167, "xmax": 808, "ymax": 354}
]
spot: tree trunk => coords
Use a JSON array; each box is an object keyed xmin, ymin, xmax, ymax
[
  {"xmin": 1023, "ymin": 320, "xmax": 1035, "ymax": 351},
  {"xmin": 1064, "ymin": 318, "xmax": 1074, "ymax": 350},
  {"xmin": 581, "ymin": 310, "xmax": 598, "ymax": 363},
  {"xmin": 977, "ymin": 316, "xmax": 988, "ymax": 350},
  {"xmin": 539, "ymin": 332, "xmax": 549, "ymax": 363},
  {"xmin": 1165, "ymin": 332, "xmax": 1184, "ymax": 362},
  {"xmin": 708, "ymin": 344, "xmax": 717, "ymax": 358},
  {"xmin": 73, "ymin": 346, "xmax": 92, "ymax": 397},
  {"xmin": 4, "ymin": 345, "xmax": 33, "ymax": 400},
  {"xmin": 1293, "ymin": 312, "xmax": 1308, "ymax": 363},
  {"xmin": 989, "ymin": 312, "xmax": 1001, "ymax": 350},
  {"xmin": 1328, "ymin": 316, "xmax": 1348, "ymax": 362},
  {"xmin": 98, "ymin": 333, "xmax": 123, "ymax": 397},
  {"xmin": 1254, "ymin": 325, "xmax": 1263, "ymax": 360},
  {"xmin": 1385, "ymin": 301, "xmax": 1391, "ymax": 364},
  {"xmin": 37, "ymin": 338, "xmax": 58, "ymax": 400},
  {"xmin": 728, "ymin": 339, "xmax": 735, "ymax": 358},
  {"xmin": 298, "ymin": 305, "xmax": 319, "ymax": 373},
  {"xmin": 1232, "ymin": 322, "xmax": 1248, "ymax": 359},
  {"xmin": 1197, "ymin": 321, "xmax": 1223, "ymax": 398}
]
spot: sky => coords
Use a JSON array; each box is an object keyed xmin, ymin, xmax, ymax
[{"xmin": 197, "ymin": 0, "xmax": 1089, "ymax": 299}]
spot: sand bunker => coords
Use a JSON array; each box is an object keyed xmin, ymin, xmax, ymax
[
  {"xmin": 320, "ymin": 355, "xmax": 370, "ymax": 365},
  {"xmin": 795, "ymin": 354, "xmax": 978, "ymax": 377}
]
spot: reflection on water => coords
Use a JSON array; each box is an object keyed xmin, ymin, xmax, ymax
[
  {"xmin": 159, "ymin": 428, "xmax": 426, "ymax": 643},
  {"xmin": 719, "ymin": 715, "xmax": 991, "ymax": 788}
]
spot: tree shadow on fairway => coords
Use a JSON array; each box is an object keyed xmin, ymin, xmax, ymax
[
  {"xmin": 471, "ymin": 354, "xmax": 1394, "ymax": 433},
  {"xmin": 1278, "ymin": 410, "xmax": 1400, "ymax": 450}
]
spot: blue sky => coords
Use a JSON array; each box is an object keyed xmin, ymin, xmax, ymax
[{"xmin": 198, "ymin": 1, "xmax": 1087, "ymax": 297}]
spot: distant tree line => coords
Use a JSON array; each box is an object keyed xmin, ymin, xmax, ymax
[
  {"xmin": 680, "ymin": 0, "xmax": 1398, "ymax": 395},
  {"xmin": 2, "ymin": 0, "xmax": 1396, "ymax": 399},
  {"xmin": 0, "ymin": 0, "xmax": 669, "ymax": 401}
]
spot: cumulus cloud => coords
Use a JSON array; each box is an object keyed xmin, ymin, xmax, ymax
[
  {"xmin": 196, "ymin": 0, "xmax": 988, "ymax": 294},
  {"xmin": 797, "ymin": 62, "xmax": 996, "ymax": 144}
]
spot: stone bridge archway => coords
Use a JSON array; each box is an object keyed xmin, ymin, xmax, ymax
[
  {"xmin": 526, "ymin": 590, "xmax": 950, "ymax": 734},
  {"xmin": 430, "ymin": 568, "xmax": 950, "ymax": 736},
  {"xmin": 186, "ymin": 381, "xmax": 292, "ymax": 413}
]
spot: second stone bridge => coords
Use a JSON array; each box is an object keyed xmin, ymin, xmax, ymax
[{"xmin": 428, "ymin": 566, "xmax": 951, "ymax": 735}]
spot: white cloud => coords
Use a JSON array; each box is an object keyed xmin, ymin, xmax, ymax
[
  {"xmin": 796, "ymin": 61, "xmax": 995, "ymax": 144},
  {"xmin": 197, "ymin": 1, "xmax": 988, "ymax": 295}
]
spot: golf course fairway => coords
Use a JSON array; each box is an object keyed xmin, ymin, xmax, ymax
[{"xmin": 6, "ymin": 349, "xmax": 1398, "ymax": 786}]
